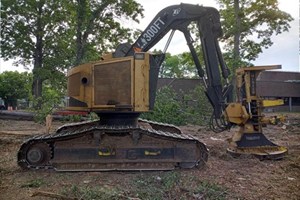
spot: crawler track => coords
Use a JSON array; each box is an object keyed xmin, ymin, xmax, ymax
[{"xmin": 18, "ymin": 119, "xmax": 208, "ymax": 171}]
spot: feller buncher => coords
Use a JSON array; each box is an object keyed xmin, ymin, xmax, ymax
[{"xmin": 18, "ymin": 4, "xmax": 287, "ymax": 171}]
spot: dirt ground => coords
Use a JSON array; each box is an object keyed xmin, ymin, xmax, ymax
[{"xmin": 0, "ymin": 113, "xmax": 299, "ymax": 200}]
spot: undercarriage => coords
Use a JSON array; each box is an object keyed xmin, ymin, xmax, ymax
[{"xmin": 18, "ymin": 113, "xmax": 208, "ymax": 171}]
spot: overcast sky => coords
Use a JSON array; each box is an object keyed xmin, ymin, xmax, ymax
[
  {"xmin": 134, "ymin": 0, "xmax": 299, "ymax": 72},
  {"xmin": 0, "ymin": 0, "xmax": 299, "ymax": 72}
]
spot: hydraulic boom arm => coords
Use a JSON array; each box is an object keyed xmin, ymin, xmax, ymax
[{"xmin": 115, "ymin": 3, "xmax": 232, "ymax": 130}]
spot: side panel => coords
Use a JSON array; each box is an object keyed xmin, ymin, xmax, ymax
[
  {"xmin": 93, "ymin": 58, "xmax": 133, "ymax": 108},
  {"xmin": 134, "ymin": 53, "xmax": 150, "ymax": 112},
  {"xmin": 67, "ymin": 63, "xmax": 93, "ymax": 109}
]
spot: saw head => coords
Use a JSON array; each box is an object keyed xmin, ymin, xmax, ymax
[
  {"xmin": 226, "ymin": 65, "xmax": 288, "ymax": 160},
  {"xmin": 227, "ymin": 132, "xmax": 288, "ymax": 160}
]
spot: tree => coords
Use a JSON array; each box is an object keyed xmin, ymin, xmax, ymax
[
  {"xmin": 141, "ymin": 86, "xmax": 212, "ymax": 126},
  {"xmin": 1, "ymin": 0, "xmax": 73, "ymax": 103},
  {"xmin": 0, "ymin": 71, "xmax": 32, "ymax": 109},
  {"xmin": 73, "ymin": 0, "xmax": 144, "ymax": 65},
  {"xmin": 160, "ymin": 53, "xmax": 198, "ymax": 78},
  {"xmin": 1, "ymin": 0, "xmax": 144, "ymax": 103},
  {"xmin": 217, "ymin": 0, "xmax": 293, "ymax": 70}
]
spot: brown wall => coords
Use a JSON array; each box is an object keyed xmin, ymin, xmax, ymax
[
  {"xmin": 157, "ymin": 78, "xmax": 202, "ymax": 94},
  {"xmin": 257, "ymin": 71, "xmax": 300, "ymax": 97},
  {"xmin": 158, "ymin": 71, "xmax": 300, "ymax": 112}
]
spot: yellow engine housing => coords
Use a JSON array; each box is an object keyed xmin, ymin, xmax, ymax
[{"xmin": 67, "ymin": 53, "xmax": 151, "ymax": 112}]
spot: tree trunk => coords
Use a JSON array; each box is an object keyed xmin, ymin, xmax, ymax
[
  {"xmin": 74, "ymin": 0, "xmax": 104, "ymax": 66},
  {"xmin": 74, "ymin": 0, "xmax": 87, "ymax": 66},
  {"xmin": 32, "ymin": 76, "xmax": 42, "ymax": 98},
  {"xmin": 32, "ymin": 2, "xmax": 44, "ymax": 108},
  {"xmin": 233, "ymin": 0, "xmax": 241, "ymax": 70}
]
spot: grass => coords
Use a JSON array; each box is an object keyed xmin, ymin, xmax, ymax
[
  {"xmin": 55, "ymin": 171, "xmax": 229, "ymax": 200},
  {"xmin": 61, "ymin": 185, "xmax": 122, "ymax": 200},
  {"xmin": 161, "ymin": 171, "xmax": 180, "ymax": 190},
  {"xmin": 131, "ymin": 174, "xmax": 165, "ymax": 200},
  {"xmin": 20, "ymin": 178, "xmax": 45, "ymax": 188},
  {"xmin": 60, "ymin": 172, "xmax": 182, "ymax": 200},
  {"xmin": 132, "ymin": 171, "xmax": 228, "ymax": 200},
  {"xmin": 193, "ymin": 180, "xmax": 228, "ymax": 200}
]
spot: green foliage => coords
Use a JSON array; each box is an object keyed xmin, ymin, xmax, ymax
[
  {"xmin": 194, "ymin": 180, "xmax": 228, "ymax": 200},
  {"xmin": 161, "ymin": 171, "xmax": 180, "ymax": 190},
  {"xmin": 141, "ymin": 87, "xmax": 186, "ymax": 125},
  {"xmin": 182, "ymin": 85, "xmax": 213, "ymax": 125},
  {"xmin": 222, "ymin": 51, "xmax": 252, "ymax": 79},
  {"xmin": 160, "ymin": 53, "xmax": 199, "ymax": 78},
  {"xmin": 132, "ymin": 172, "xmax": 180, "ymax": 200},
  {"xmin": 1, "ymin": 0, "xmax": 144, "ymax": 99},
  {"xmin": 73, "ymin": 0, "xmax": 144, "ymax": 65},
  {"xmin": 132, "ymin": 176, "xmax": 164, "ymax": 199},
  {"xmin": 57, "ymin": 172, "xmax": 230, "ymax": 200},
  {"xmin": 1, "ymin": 0, "xmax": 76, "ymax": 99},
  {"xmin": 63, "ymin": 115, "xmax": 82, "ymax": 122},
  {"xmin": 218, "ymin": 0, "xmax": 293, "ymax": 68},
  {"xmin": 61, "ymin": 185, "xmax": 121, "ymax": 200},
  {"xmin": 33, "ymin": 80, "xmax": 65, "ymax": 123},
  {"xmin": 20, "ymin": 178, "xmax": 45, "ymax": 188},
  {"xmin": 141, "ymin": 86, "xmax": 212, "ymax": 126},
  {"xmin": 87, "ymin": 112, "xmax": 100, "ymax": 121},
  {"xmin": 132, "ymin": 172, "xmax": 228, "ymax": 200},
  {"xmin": 1, "ymin": 0, "xmax": 73, "ymax": 67},
  {"xmin": 0, "ymin": 71, "xmax": 32, "ymax": 108}
]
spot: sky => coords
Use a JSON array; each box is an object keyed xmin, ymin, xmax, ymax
[
  {"xmin": 0, "ymin": 0, "xmax": 299, "ymax": 72},
  {"xmin": 134, "ymin": 0, "xmax": 299, "ymax": 72}
]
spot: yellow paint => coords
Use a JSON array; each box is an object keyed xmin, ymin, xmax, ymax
[
  {"xmin": 144, "ymin": 150, "xmax": 161, "ymax": 156},
  {"xmin": 225, "ymin": 103, "xmax": 249, "ymax": 125},
  {"xmin": 134, "ymin": 53, "xmax": 150, "ymax": 112},
  {"xmin": 262, "ymin": 99, "xmax": 284, "ymax": 107},
  {"xmin": 98, "ymin": 149, "xmax": 116, "ymax": 156},
  {"xmin": 67, "ymin": 52, "xmax": 151, "ymax": 112}
]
